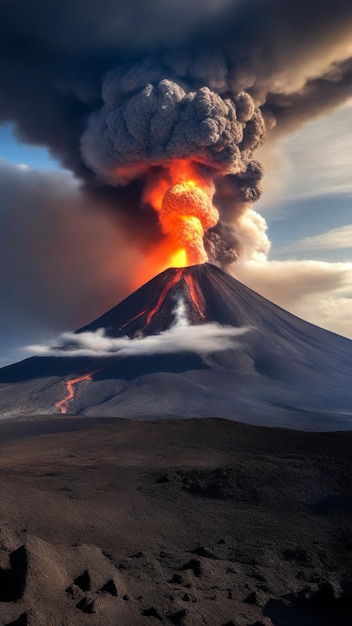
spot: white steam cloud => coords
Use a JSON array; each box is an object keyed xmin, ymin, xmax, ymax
[{"xmin": 28, "ymin": 298, "xmax": 251, "ymax": 358}]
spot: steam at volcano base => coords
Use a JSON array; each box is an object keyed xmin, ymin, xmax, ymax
[{"xmin": 29, "ymin": 297, "xmax": 251, "ymax": 359}]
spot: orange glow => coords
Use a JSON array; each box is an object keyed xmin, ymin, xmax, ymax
[
  {"xmin": 131, "ymin": 240, "xmax": 189, "ymax": 291},
  {"xmin": 142, "ymin": 159, "xmax": 219, "ymax": 270},
  {"xmin": 184, "ymin": 274, "xmax": 205, "ymax": 319},
  {"xmin": 143, "ymin": 171, "xmax": 170, "ymax": 211},
  {"xmin": 170, "ymin": 248, "xmax": 187, "ymax": 267},
  {"xmin": 55, "ymin": 373, "xmax": 92, "ymax": 414}
]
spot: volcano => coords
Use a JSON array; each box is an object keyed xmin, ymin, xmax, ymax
[{"xmin": 1, "ymin": 263, "xmax": 352, "ymax": 430}]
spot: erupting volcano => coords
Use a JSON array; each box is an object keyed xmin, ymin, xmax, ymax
[
  {"xmin": 1, "ymin": 264, "xmax": 352, "ymax": 431},
  {"xmin": 82, "ymin": 58, "xmax": 268, "ymax": 275}
]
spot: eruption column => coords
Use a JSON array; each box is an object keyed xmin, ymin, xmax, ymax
[
  {"xmin": 81, "ymin": 60, "xmax": 268, "ymax": 273},
  {"xmin": 144, "ymin": 161, "xmax": 219, "ymax": 267}
]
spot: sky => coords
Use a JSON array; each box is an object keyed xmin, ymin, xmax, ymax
[
  {"xmin": 233, "ymin": 99, "xmax": 352, "ymax": 341},
  {"xmin": 0, "ymin": 0, "xmax": 351, "ymax": 367}
]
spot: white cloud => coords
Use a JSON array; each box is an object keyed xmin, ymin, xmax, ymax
[
  {"xmin": 282, "ymin": 224, "xmax": 352, "ymax": 253},
  {"xmin": 257, "ymin": 99, "xmax": 352, "ymax": 211},
  {"xmin": 28, "ymin": 298, "xmax": 251, "ymax": 358},
  {"xmin": 233, "ymin": 259, "xmax": 352, "ymax": 339}
]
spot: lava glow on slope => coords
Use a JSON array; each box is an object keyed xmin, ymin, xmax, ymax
[
  {"xmin": 121, "ymin": 268, "xmax": 206, "ymax": 333},
  {"xmin": 146, "ymin": 269, "xmax": 183, "ymax": 325},
  {"xmin": 55, "ymin": 373, "xmax": 93, "ymax": 414},
  {"xmin": 143, "ymin": 160, "xmax": 218, "ymax": 269},
  {"xmin": 184, "ymin": 273, "xmax": 205, "ymax": 319}
]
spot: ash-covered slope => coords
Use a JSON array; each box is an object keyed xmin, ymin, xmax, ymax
[{"xmin": 1, "ymin": 264, "xmax": 352, "ymax": 430}]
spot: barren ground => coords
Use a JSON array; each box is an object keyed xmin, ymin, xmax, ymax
[{"xmin": 0, "ymin": 416, "xmax": 350, "ymax": 625}]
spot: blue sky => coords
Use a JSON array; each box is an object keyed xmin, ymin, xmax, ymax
[
  {"xmin": 229, "ymin": 101, "xmax": 352, "ymax": 341},
  {"xmin": 0, "ymin": 123, "xmax": 62, "ymax": 171},
  {"xmin": 257, "ymin": 100, "xmax": 352, "ymax": 263}
]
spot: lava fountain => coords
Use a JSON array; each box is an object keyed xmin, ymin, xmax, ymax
[{"xmin": 143, "ymin": 160, "xmax": 219, "ymax": 268}]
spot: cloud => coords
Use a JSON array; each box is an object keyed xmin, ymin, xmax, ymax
[
  {"xmin": 257, "ymin": 100, "xmax": 352, "ymax": 212},
  {"xmin": 282, "ymin": 224, "xmax": 352, "ymax": 253},
  {"xmin": 233, "ymin": 258, "xmax": 352, "ymax": 339},
  {"xmin": 28, "ymin": 298, "xmax": 251, "ymax": 358}
]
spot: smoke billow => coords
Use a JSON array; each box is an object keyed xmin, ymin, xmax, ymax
[
  {"xmin": 81, "ymin": 58, "xmax": 264, "ymax": 179},
  {"xmin": 1, "ymin": 0, "xmax": 352, "ymax": 268},
  {"xmin": 80, "ymin": 53, "xmax": 267, "ymax": 263}
]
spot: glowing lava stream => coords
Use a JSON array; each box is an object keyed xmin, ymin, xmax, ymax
[
  {"xmin": 184, "ymin": 274, "xmax": 205, "ymax": 319},
  {"xmin": 55, "ymin": 373, "xmax": 93, "ymax": 414},
  {"xmin": 146, "ymin": 269, "xmax": 183, "ymax": 325},
  {"xmin": 120, "ymin": 309, "xmax": 147, "ymax": 330}
]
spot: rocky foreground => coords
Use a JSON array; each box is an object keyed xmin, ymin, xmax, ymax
[{"xmin": 0, "ymin": 416, "xmax": 351, "ymax": 625}]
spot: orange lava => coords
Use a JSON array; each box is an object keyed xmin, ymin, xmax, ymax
[
  {"xmin": 143, "ymin": 160, "xmax": 218, "ymax": 269},
  {"xmin": 55, "ymin": 373, "xmax": 93, "ymax": 414},
  {"xmin": 146, "ymin": 269, "xmax": 183, "ymax": 325},
  {"xmin": 184, "ymin": 274, "xmax": 205, "ymax": 319}
]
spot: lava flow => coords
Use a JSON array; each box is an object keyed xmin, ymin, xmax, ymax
[
  {"xmin": 120, "ymin": 309, "xmax": 147, "ymax": 330},
  {"xmin": 55, "ymin": 373, "xmax": 93, "ymax": 414},
  {"xmin": 184, "ymin": 274, "xmax": 205, "ymax": 319},
  {"xmin": 143, "ymin": 160, "xmax": 218, "ymax": 268},
  {"xmin": 146, "ymin": 269, "xmax": 183, "ymax": 325}
]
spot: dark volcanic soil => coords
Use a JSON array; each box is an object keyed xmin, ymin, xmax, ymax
[{"xmin": 0, "ymin": 417, "xmax": 351, "ymax": 625}]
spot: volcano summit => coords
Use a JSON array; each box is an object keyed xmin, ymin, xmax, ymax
[{"xmin": 1, "ymin": 264, "xmax": 351, "ymax": 430}]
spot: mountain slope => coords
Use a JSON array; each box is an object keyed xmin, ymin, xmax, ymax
[{"xmin": 0, "ymin": 263, "xmax": 351, "ymax": 430}]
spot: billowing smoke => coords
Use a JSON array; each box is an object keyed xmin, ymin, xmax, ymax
[
  {"xmin": 81, "ymin": 57, "xmax": 263, "ymax": 177},
  {"xmin": 1, "ymin": 0, "xmax": 352, "ymax": 271},
  {"xmin": 80, "ymin": 54, "xmax": 266, "ymax": 264}
]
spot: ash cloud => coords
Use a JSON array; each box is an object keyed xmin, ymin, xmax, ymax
[
  {"xmin": 0, "ymin": 161, "xmax": 145, "ymax": 366},
  {"xmin": 81, "ymin": 61, "xmax": 264, "ymax": 180},
  {"xmin": 28, "ymin": 299, "xmax": 251, "ymax": 358},
  {"xmin": 0, "ymin": 0, "xmax": 352, "ymax": 276}
]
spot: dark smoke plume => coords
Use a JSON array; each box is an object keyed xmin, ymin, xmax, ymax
[
  {"xmin": 81, "ymin": 57, "xmax": 264, "ymax": 179},
  {"xmin": 0, "ymin": 0, "xmax": 352, "ymax": 268}
]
